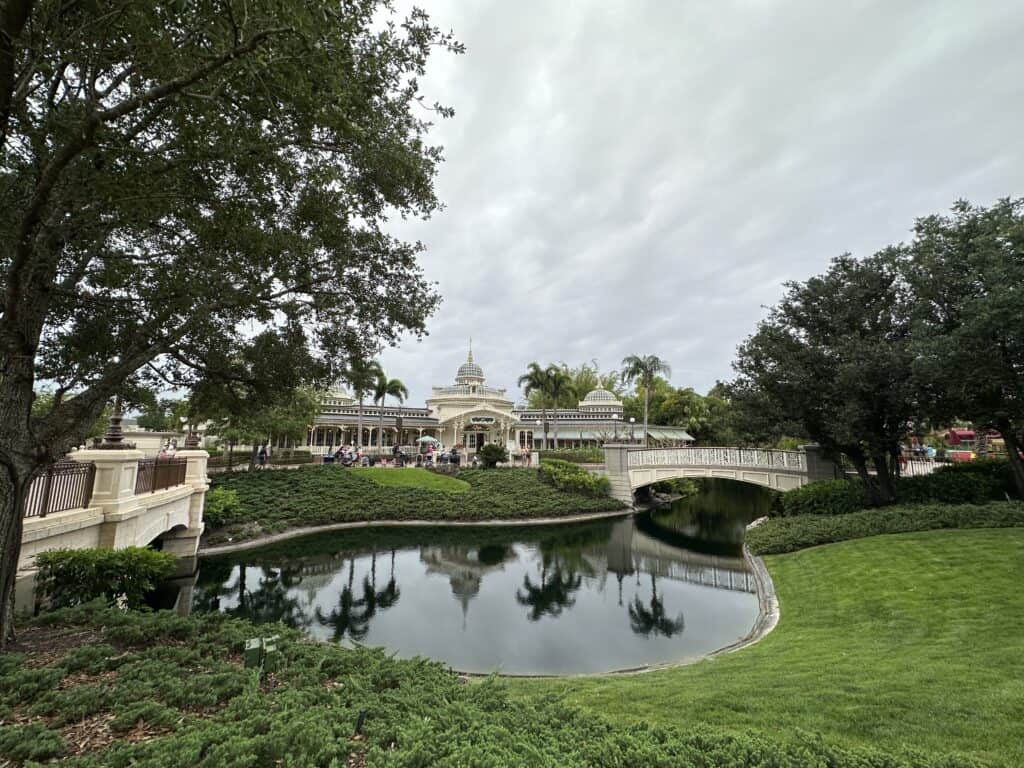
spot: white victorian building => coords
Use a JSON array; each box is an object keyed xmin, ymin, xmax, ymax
[{"xmin": 305, "ymin": 347, "xmax": 694, "ymax": 455}]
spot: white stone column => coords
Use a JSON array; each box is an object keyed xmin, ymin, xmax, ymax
[
  {"xmin": 161, "ymin": 448, "xmax": 208, "ymax": 558},
  {"xmin": 72, "ymin": 448, "xmax": 144, "ymax": 518}
]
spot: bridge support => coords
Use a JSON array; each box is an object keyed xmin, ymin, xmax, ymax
[{"xmin": 602, "ymin": 444, "xmax": 636, "ymax": 504}]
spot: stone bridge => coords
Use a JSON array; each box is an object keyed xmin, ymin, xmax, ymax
[
  {"xmin": 602, "ymin": 444, "xmax": 837, "ymax": 504},
  {"xmin": 16, "ymin": 448, "xmax": 209, "ymax": 609}
]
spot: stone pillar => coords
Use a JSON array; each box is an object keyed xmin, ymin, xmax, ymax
[
  {"xmin": 72, "ymin": 448, "xmax": 144, "ymax": 518},
  {"xmin": 602, "ymin": 443, "xmax": 635, "ymax": 504},
  {"xmin": 158, "ymin": 449, "xmax": 208, "ymax": 559},
  {"xmin": 800, "ymin": 444, "xmax": 840, "ymax": 483}
]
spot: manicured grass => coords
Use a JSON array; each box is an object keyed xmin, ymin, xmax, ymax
[
  {"xmin": 206, "ymin": 467, "xmax": 625, "ymax": 545},
  {"xmin": 357, "ymin": 466, "xmax": 470, "ymax": 492},
  {"xmin": 522, "ymin": 528, "xmax": 1024, "ymax": 767}
]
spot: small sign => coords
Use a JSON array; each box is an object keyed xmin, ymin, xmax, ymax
[{"xmin": 470, "ymin": 416, "xmax": 495, "ymax": 424}]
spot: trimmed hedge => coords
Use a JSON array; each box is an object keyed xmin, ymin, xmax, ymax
[
  {"xmin": 747, "ymin": 501, "xmax": 1024, "ymax": 555},
  {"xmin": 539, "ymin": 448, "xmax": 604, "ymax": 464},
  {"xmin": 202, "ymin": 486, "xmax": 240, "ymax": 527},
  {"xmin": 4, "ymin": 603, "xmax": 992, "ymax": 767},
  {"xmin": 775, "ymin": 459, "xmax": 1013, "ymax": 517},
  {"xmin": 538, "ymin": 458, "xmax": 611, "ymax": 497},
  {"xmin": 35, "ymin": 547, "xmax": 176, "ymax": 609}
]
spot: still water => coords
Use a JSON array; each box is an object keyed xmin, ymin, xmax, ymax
[{"xmin": 190, "ymin": 480, "xmax": 772, "ymax": 674}]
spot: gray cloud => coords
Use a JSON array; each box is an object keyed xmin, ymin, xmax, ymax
[{"xmin": 379, "ymin": 0, "xmax": 1024, "ymax": 404}]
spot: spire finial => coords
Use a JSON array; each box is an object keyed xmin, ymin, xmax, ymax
[{"xmin": 467, "ymin": 337, "xmax": 473, "ymax": 362}]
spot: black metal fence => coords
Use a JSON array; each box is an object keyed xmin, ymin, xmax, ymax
[
  {"xmin": 135, "ymin": 457, "xmax": 187, "ymax": 494},
  {"xmin": 22, "ymin": 460, "xmax": 97, "ymax": 518}
]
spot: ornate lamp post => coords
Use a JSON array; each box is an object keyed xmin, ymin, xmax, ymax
[
  {"xmin": 98, "ymin": 396, "xmax": 135, "ymax": 450},
  {"xmin": 629, "ymin": 417, "xmax": 636, "ymax": 443},
  {"xmin": 535, "ymin": 419, "xmax": 542, "ymax": 451}
]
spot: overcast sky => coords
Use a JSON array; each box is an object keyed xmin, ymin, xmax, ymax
[{"xmin": 378, "ymin": 0, "xmax": 1023, "ymax": 406}]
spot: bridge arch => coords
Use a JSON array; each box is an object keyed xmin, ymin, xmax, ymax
[{"xmin": 602, "ymin": 445, "xmax": 837, "ymax": 505}]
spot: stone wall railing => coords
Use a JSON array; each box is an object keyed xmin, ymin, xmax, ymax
[{"xmin": 626, "ymin": 447, "xmax": 807, "ymax": 472}]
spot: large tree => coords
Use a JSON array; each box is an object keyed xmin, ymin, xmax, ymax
[
  {"xmin": 732, "ymin": 252, "xmax": 918, "ymax": 504},
  {"xmin": 525, "ymin": 360, "xmax": 621, "ymax": 409},
  {"xmin": 906, "ymin": 199, "xmax": 1024, "ymax": 497},
  {"xmin": 0, "ymin": 2, "xmax": 460, "ymax": 642},
  {"xmin": 518, "ymin": 362, "xmax": 552, "ymax": 450},
  {"xmin": 620, "ymin": 354, "xmax": 672, "ymax": 447}
]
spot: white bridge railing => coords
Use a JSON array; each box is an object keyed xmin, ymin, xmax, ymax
[{"xmin": 626, "ymin": 447, "xmax": 807, "ymax": 473}]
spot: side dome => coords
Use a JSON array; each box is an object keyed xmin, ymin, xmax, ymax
[{"xmin": 579, "ymin": 387, "xmax": 623, "ymax": 410}]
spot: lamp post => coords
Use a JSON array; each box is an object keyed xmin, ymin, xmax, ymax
[
  {"xmin": 629, "ymin": 417, "xmax": 636, "ymax": 443},
  {"xmin": 613, "ymin": 413, "xmax": 620, "ymax": 441},
  {"xmin": 536, "ymin": 419, "xmax": 542, "ymax": 451}
]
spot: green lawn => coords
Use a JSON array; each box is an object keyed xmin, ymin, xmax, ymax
[
  {"xmin": 205, "ymin": 467, "xmax": 625, "ymax": 545},
  {"xmin": 357, "ymin": 466, "xmax": 470, "ymax": 492},
  {"xmin": 521, "ymin": 528, "xmax": 1024, "ymax": 767}
]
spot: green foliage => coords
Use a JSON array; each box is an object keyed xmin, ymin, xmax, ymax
[
  {"xmin": 360, "ymin": 467, "xmax": 469, "ymax": 492},
  {"xmin": 540, "ymin": 448, "xmax": 604, "ymax": 464},
  {"xmin": 525, "ymin": 360, "xmax": 623, "ymax": 408},
  {"xmin": 747, "ymin": 501, "xmax": 1024, "ymax": 555},
  {"xmin": 907, "ymin": 199, "xmax": 1024, "ymax": 498},
  {"xmin": 202, "ymin": 487, "xmax": 241, "ymax": 527},
  {"xmin": 731, "ymin": 252, "xmax": 915, "ymax": 505},
  {"xmin": 776, "ymin": 462, "xmax": 1012, "ymax": 517},
  {"xmin": 36, "ymin": 548, "xmax": 176, "ymax": 609},
  {"xmin": 6, "ymin": 602, "xmax": 998, "ymax": 767},
  {"xmin": 207, "ymin": 467, "xmax": 624, "ymax": 544},
  {"xmin": 774, "ymin": 479, "xmax": 872, "ymax": 517},
  {"xmin": 477, "ymin": 442, "xmax": 508, "ymax": 468},
  {"xmin": 538, "ymin": 459, "xmax": 612, "ymax": 498},
  {"xmin": 649, "ymin": 478, "xmax": 700, "ymax": 497},
  {"xmin": 0, "ymin": 722, "xmax": 65, "ymax": 762}
]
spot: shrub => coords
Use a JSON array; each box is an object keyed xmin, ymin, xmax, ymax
[
  {"xmin": 747, "ymin": 501, "xmax": 1024, "ymax": 555},
  {"xmin": 0, "ymin": 722, "xmax": 64, "ymax": 762},
  {"xmin": 773, "ymin": 479, "xmax": 870, "ymax": 517},
  {"xmin": 36, "ymin": 547, "xmax": 176, "ymax": 609},
  {"xmin": 775, "ymin": 460, "xmax": 1014, "ymax": 518},
  {"xmin": 203, "ymin": 486, "xmax": 241, "ymax": 526},
  {"xmin": 538, "ymin": 458, "xmax": 611, "ymax": 498},
  {"xmin": 539, "ymin": 448, "xmax": 604, "ymax": 464},
  {"xmin": 206, "ymin": 467, "xmax": 625, "ymax": 544},
  {"xmin": 477, "ymin": 443, "xmax": 508, "ymax": 468}
]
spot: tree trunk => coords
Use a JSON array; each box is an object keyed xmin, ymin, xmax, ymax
[
  {"xmin": 552, "ymin": 410, "xmax": 559, "ymax": 451},
  {"xmin": 0, "ymin": 461, "xmax": 35, "ymax": 646},
  {"xmin": 357, "ymin": 397, "xmax": 364, "ymax": 450},
  {"xmin": 378, "ymin": 399, "xmax": 384, "ymax": 457},
  {"xmin": 542, "ymin": 407, "xmax": 548, "ymax": 451},
  {"xmin": 871, "ymin": 454, "xmax": 897, "ymax": 504},
  {"xmin": 643, "ymin": 384, "xmax": 650, "ymax": 447},
  {"xmin": 1000, "ymin": 428, "xmax": 1024, "ymax": 499}
]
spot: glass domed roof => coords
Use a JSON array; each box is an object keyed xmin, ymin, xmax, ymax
[
  {"xmin": 582, "ymin": 388, "xmax": 618, "ymax": 403},
  {"xmin": 456, "ymin": 349, "xmax": 484, "ymax": 381}
]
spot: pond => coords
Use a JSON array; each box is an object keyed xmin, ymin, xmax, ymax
[{"xmin": 187, "ymin": 479, "xmax": 774, "ymax": 675}]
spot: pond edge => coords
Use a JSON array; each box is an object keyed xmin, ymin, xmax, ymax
[{"xmin": 199, "ymin": 508, "xmax": 635, "ymax": 556}]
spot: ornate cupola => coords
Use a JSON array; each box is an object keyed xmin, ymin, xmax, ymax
[{"xmin": 455, "ymin": 345, "xmax": 485, "ymax": 386}]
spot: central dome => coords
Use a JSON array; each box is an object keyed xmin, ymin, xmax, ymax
[{"xmin": 456, "ymin": 349, "xmax": 484, "ymax": 382}]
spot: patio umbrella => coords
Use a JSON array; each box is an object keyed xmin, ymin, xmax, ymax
[{"xmin": 416, "ymin": 435, "xmax": 440, "ymax": 444}]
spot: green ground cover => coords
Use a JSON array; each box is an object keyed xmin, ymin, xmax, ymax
[
  {"xmin": 205, "ymin": 467, "xmax": 625, "ymax": 545},
  {"xmin": 357, "ymin": 467, "xmax": 470, "ymax": 492},
  {"xmin": 747, "ymin": 500, "xmax": 1024, "ymax": 554},
  {"xmin": 523, "ymin": 528, "xmax": 1024, "ymax": 767},
  {"xmin": 1, "ymin": 599, "xmax": 993, "ymax": 768}
]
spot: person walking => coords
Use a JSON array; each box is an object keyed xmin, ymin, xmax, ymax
[{"xmin": 257, "ymin": 444, "xmax": 268, "ymax": 470}]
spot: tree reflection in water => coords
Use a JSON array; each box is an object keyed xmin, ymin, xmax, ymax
[
  {"xmin": 316, "ymin": 550, "xmax": 401, "ymax": 643},
  {"xmin": 516, "ymin": 556, "xmax": 583, "ymax": 621},
  {"xmin": 628, "ymin": 574, "xmax": 685, "ymax": 638}
]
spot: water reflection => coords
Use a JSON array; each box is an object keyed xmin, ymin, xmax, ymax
[{"xmin": 190, "ymin": 481, "xmax": 766, "ymax": 674}]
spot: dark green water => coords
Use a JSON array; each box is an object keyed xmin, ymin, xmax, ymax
[{"xmin": 189, "ymin": 479, "xmax": 774, "ymax": 674}]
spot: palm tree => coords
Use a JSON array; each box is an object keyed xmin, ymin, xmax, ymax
[
  {"xmin": 342, "ymin": 358, "xmax": 383, "ymax": 450},
  {"xmin": 621, "ymin": 354, "xmax": 672, "ymax": 446},
  {"xmin": 374, "ymin": 373, "xmax": 409, "ymax": 457},
  {"xmin": 546, "ymin": 366, "xmax": 574, "ymax": 451},
  {"xmin": 518, "ymin": 362, "xmax": 552, "ymax": 450}
]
